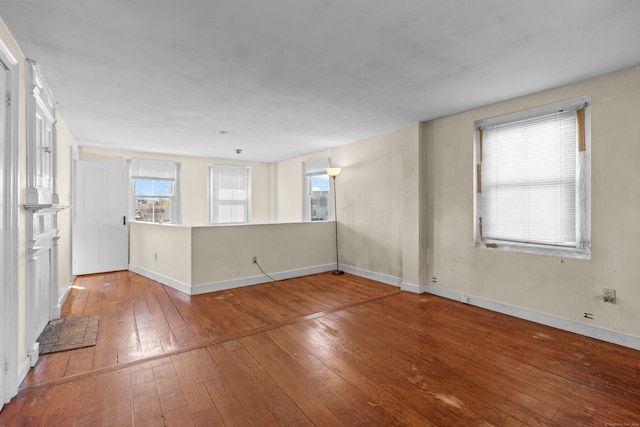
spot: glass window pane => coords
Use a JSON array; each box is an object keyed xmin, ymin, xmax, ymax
[
  {"xmin": 134, "ymin": 179, "xmax": 152, "ymax": 196},
  {"xmin": 135, "ymin": 197, "xmax": 172, "ymax": 223},
  {"xmin": 309, "ymin": 174, "xmax": 329, "ymax": 221},
  {"xmin": 130, "ymin": 159, "xmax": 180, "ymax": 225},
  {"xmin": 152, "ymin": 180, "xmax": 173, "ymax": 196},
  {"xmin": 135, "ymin": 179, "xmax": 174, "ymax": 197}
]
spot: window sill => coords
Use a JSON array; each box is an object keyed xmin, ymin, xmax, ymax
[{"xmin": 476, "ymin": 240, "xmax": 591, "ymax": 260}]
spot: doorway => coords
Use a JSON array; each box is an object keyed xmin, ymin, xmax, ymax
[{"xmin": 0, "ymin": 42, "xmax": 18, "ymax": 410}]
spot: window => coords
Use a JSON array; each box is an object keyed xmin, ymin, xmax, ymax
[
  {"xmin": 208, "ymin": 164, "xmax": 251, "ymax": 224},
  {"xmin": 476, "ymin": 98, "xmax": 590, "ymax": 258},
  {"xmin": 129, "ymin": 158, "xmax": 181, "ymax": 224},
  {"xmin": 302, "ymin": 157, "xmax": 331, "ymax": 221}
]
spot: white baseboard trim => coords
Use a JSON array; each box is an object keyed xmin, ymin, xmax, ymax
[
  {"xmin": 190, "ymin": 264, "xmax": 335, "ymax": 295},
  {"xmin": 129, "ymin": 263, "xmax": 335, "ymax": 296},
  {"xmin": 52, "ymin": 281, "xmax": 73, "ymax": 319},
  {"xmin": 26, "ymin": 340, "xmax": 39, "ymax": 368},
  {"xmin": 424, "ymin": 284, "xmax": 640, "ymax": 351},
  {"xmin": 341, "ymin": 265, "xmax": 403, "ymax": 287},
  {"xmin": 128, "ymin": 264, "xmax": 192, "ymax": 294},
  {"xmin": 17, "ymin": 357, "xmax": 30, "ymax": 390},
  {"xmin": 400, "ymin": 281, "xmax": 430, "ymax": 293}
]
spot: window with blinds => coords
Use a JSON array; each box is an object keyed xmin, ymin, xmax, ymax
[
  {"xmin": 129, "ymin": 158, "xmax": 181, "ymax": 224},
  {"xmin": 476, "ymin": 98, "xmax": 591, "ymax": 258},
  {"xmin": 208, "ymin": 164, "xmax": 251, "ymax": 224}
]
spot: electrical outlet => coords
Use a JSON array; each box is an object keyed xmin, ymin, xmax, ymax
[
  {"xmin": 252, "ymin": 256, "xmax": 257, "ymax": 263},
  {"xmin": 603, "ymin": 288, "xmax": 616, "ymax": 304}
]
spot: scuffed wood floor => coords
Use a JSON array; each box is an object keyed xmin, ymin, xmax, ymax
[{"xmin": 1, "ymin": 271, "xmax": 639, "ymax": 426}]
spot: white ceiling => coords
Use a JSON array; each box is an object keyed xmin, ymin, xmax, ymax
[{"xmin": 1, "ymin": 0, "xmax": 640, "ymax": 162}]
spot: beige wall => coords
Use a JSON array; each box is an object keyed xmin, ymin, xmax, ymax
[
  {"xmin": 424, "ymin": 66, "xmax": 640, "ymax": 338},
  {"xmin": 129, "ymin": 221, "xmax": 192, "ymax": 285},
  {"xmin": 330, "ymin": 130, "xmax": 405, "ymax": 279},
  {"xmin": 191, "ymin": 221, "xmax": 334, "ymax": 286},
  {"xmin": 79, "ymin": 147, "xmax": 274, "ymax": 225},
  {"xmin": 129, "ymin": 221, "xmax": 335, "ymax": 291}
]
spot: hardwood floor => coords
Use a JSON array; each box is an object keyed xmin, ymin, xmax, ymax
[{"xmin": 1, "ymin": 271, "xmax": 639, "ymax": 426}]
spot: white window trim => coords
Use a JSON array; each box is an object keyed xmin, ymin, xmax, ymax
[
  {"xmin": 302, "ymin": 156, "xmax": 331, "ymax": 221},
  {"xmin": 207, "ymin": 164, "xmax": 252, "ymax": 225},
  {"xmin": 475, "ymin": 97, "xmax": 591, "ymax": 259},
  {"xmin": 127, "ymin": 158, "xmax": 181, "ymax": 224}
]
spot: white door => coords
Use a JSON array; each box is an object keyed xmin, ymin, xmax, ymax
[
  {"xmin": 73, "ymin": 161, "xmax": 128, "ymax": 275},
  {"xmin": 0, "ymin": 55, "xmax": 8, "ymax": 410}
]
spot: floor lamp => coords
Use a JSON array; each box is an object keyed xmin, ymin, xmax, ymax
[{"xmin": 327, "ymin": 167, "xmax": 344, "ymax": 275}]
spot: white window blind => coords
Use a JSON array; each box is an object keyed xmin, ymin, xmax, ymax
[
  {"xmin": 209, "ymin": 165, "xmax": 251, "ymax": 224},
  {"xmin": 130, "ymin": 158, "xmax": 178, "ymax": 179},
  {"xmin": 479, "ymin": 110, "xmax": 578, "ymax": 247}
]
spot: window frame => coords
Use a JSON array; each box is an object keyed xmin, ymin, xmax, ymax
[
  {"xmin": 302, "ymin": 156, "xmax": 331, "ymax": 222},
  {"xmin": 133, "ymin": 178, "xmax": 176, "ymax": 223},
  {"xmin": 128, "ymin": 158, "xmax": 181, "ymax": 224},
  {"xmin": 474, "ymin": 97, "xmax": 591, "ymax": 259},
  {"xmin": 208, "ymin": 164, "xmax": 252, "ymax": 225}
]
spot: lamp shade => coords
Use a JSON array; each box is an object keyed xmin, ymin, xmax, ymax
[{"xmin": 327, "ymin": 167, "xmax": 342, "ymax": 177}]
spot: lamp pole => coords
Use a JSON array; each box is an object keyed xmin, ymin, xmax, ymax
[{"xmin": 327, "ymin": 168, "xmax": 343, "ymax": 275}]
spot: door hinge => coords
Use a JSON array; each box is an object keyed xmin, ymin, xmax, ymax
[
  {"xmin": 2, "ymin": 358, "xmax": 7, "ymax": 375},
  {"xmin": 5, "ymin": 91, "xmax": 10, "ymax": 107}
]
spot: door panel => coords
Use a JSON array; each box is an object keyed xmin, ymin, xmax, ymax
[
  {"xmin": 0, "ymin": 55, "xmax": 7, "ymax": 409},
  {"xmin": 73, "ymin": 161, "xmax": 128, "ymax": 275},
  {"xmin": 33, "ymin": 250, "xmax": 51, "ymax": 337}
]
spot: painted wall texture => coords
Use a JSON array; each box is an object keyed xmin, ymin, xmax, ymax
[
  {"xmin": 423, "ymin": 66, "xmax": 640, "ymax": 338},
  {"xmin": 330, "ymin": 129, "xmax": 405, "ymax": 281},
  {"xmin": 190, "ymin": 221, "xmax": 334, "ymax": 285},
  {"xmin": 129, "ymin": 221, "xmax": 334, "ymax": 290}
]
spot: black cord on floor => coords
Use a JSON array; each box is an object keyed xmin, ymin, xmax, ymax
[{"xmin": 254, "ymin": 260, "xmax": 276, "ymax": 282}]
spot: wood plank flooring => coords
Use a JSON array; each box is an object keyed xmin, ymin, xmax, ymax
[{"xmin": 1, "ymin": 271, "xmax": 639, "ymax": 426}]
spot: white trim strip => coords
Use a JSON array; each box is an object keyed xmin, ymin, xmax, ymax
[
  {"xmin": 52, "ymin": 281, "xmax": 73, "ymax": 319},
  {"xmin": 190, "ymin": 264, "xmax": 335, "ymax": 295},
  {"xmin": 341, "ymin": 265, "xmax": 403, "ymax": 287},
  {"xmin": 477, "ymin": 96, "xmax": 589, "ymax": 129},
  {"xmin": 17, "ymin": 358, "xmax": 31, "ymax": 391},
  {"xmin": 129, "ymin": 263, "xmax": 335, "ymax": 296},
  {"xmin": 423, "ymin": 284, "xmax": 640, "ymax": 351},
  {"xmin": 341, "ymin": 267, "xmax": 640, "ymax": 351},
  {"xmin": 128, "ymin": 264, "xmax": 192, "ymax": 295}
]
